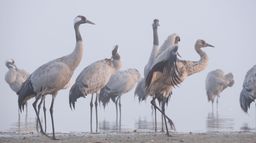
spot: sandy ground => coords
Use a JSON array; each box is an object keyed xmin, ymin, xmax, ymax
[{"xmin": 0, "ymin": 131, "xmax": 256, "ymax": 143}]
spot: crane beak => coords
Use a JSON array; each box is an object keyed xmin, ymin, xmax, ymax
[
  {"xmin": 206, "ymin": 43, "xmax": 214, "ymax": 48},
  {"xmin": 86, "ymin": 20, "xmax": 95, "ymax": 25}
]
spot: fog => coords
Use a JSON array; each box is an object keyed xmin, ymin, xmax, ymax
[{"xmin": 0, "ymin": 0, "xmax": 256, "ymax": 133}]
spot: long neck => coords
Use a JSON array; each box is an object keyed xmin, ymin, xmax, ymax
[
  {"xmin": 75, "ymin": 22, "xmax": 82, "ymax": 42},
  {"xmin": 146, "ymin": 27, "xmax": 159, "ymax": 70},
  {"xmin": 112, "ymin": 59, "xmax": 122, "ymax": 72},
  {"xmin": 186, "ymin": 46, "xmax": 208, "ymax": 76},
  {"xmin": 62, "ymin": 23, "xmax": 84, "ymax": 71},
  {"xmin": 153, "ymin": 27, "xmax": 159, "ymax": 46}
]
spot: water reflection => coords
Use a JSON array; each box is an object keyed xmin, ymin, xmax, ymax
[
  {"xmin": 135, "ymin": 118, "xmax": 154, "ymax": 131},
  {"xmin": 134, "ymin": 117, "xmax": 166, "ymax": 132},
  {"xmin": 99, "ymin": 118, "xmax": 162, "ymax": 132},
  {"xmin": 240, "ymin": 123, "xmax": 255, "ymax": 132},
  {"xmin": 8, "ymin": 118, "xmax": 37, "ymax": 133},
  {"xmin": 99, "ymin": 120, "xmax": 117, "ymax": 132},
  {"xmin": 206, "ymin": 111, "xmax": 234, "ymax": 132}
]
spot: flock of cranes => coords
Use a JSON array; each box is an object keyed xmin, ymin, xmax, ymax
[{"xmin": 4, "ymin": 15, "xmax": 256, "ymax": 139}]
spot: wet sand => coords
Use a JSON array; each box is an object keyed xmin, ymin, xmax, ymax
[{"xmin": 0, "ymin": 131, "xmax": 256, "ymax": 143}]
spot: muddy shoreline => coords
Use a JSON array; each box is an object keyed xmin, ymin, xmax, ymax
[{"xmin": 0, "ymin": 131, "xmax": 256, "ymax": 143}]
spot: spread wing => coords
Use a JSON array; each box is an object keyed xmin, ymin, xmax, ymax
[{"xmin": 145, "ymin": 46, "xmax": 181, "ymax": 89}]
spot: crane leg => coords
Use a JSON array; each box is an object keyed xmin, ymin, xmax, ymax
[
  {"xmin": 115, "ymin": 100, "xmax": 118, "ymax": 130},
  {"xmin": 119, "ymin": 96, "xmax": 122, "ymax": 131},
  {"xmin": 35, "ymin": 96, "xmax": 43, "ymax": 133},
  {"xmin": 216, "ymin": 97, "xmax": 219, "ymax": 113},
  {"xmin": 37, "ymin": 96, "xmax": 45, "ymax": 132},
  {"xmin": 161, "ymin": 114, "xmax": 164, "ymax": 132},
  {"xmin": 90, "ymin": 94, "xmax": 94, "ymax": 133},
  {"xmin": 43, "ymin": 98, "xmax": 47, "ymax": 133},
  {"xmin": 211, "ymin": 101, "xmax": 214, "ymax": 114},
  {"xmin": 162, "ymin": 101, "xmax": 169, "ymax": 136},
  {"xmin": 95, "ymin": 94, "xmax": 98, "ymax": 133},
  {"xmin": 160, "ymin": 101, "xmax": 165, "ymax": 132},
  {"xmin": 49, "ymin": 95, "xmax": 58, "ymax": 140},
  {"xmin": 18, "ymin": 106, "xmax": 21, "ymax": 133},
  {"xmin": 151, "ymin": 99, "xmax": 157, "ymax": 132},
  {"xmin": 25, "ymin": 102, "xmax": 28, "ymax": 126},
  {"xmin": 151, "ymin": 97, "xmax": 175, "ymax": 136},
  {"xmin": 33, "ymin": 96, "xmax": 48, "ymax": 137}
]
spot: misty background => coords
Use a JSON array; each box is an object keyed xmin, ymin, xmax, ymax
[{"xmin": 0, "ymin": 0, "xmax": 255, "ymax": 133}]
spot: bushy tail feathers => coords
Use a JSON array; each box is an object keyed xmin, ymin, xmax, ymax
[
  {"xmin": 207, "ymin": 91, "xmax": 214, "ymax": 103},
  {"xmin": 17, "ymin": 77, "xmax": 36, "ymax": 112},
  {"xmin": 69, "ymin": 83, "xmax": 86, "ymax": 110},
  {"xmin": 99, "ymin": 86, "xmax": 111, "ymax": 108},
  {"xmin": 240, "ymin": 88, "xmax": 255, "ymax": 113},
  {"xmin": 134, "ymin": 79, "xmax": 148, "ymax": 102}
]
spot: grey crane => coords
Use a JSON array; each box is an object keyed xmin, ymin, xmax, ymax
[
  {"xmin": 5, "ymin": 59, "xmax": 30, "ymax": 120},
  {"xmin": 69, "ymin": 45, "xmax": 122, "ymax": 133},
  {"xmin": 146, "ymin": 39, "xmax": 214, "ymax": 136},
  {"xmin": 240, "ymin": 65, "xmax": 256, "ymax": 113},
  {"xmin": 5, "ymin": 59, "xmax": 53, "ymax": 133},
  {"xmin": 206, "ymin": 69, "xmax": 234, "ymax": 112},
  {"xmin": 99, "ymin": 68, "xmax": 141, "ymax": 130},
  {"xmin": 18, "ymin": 15, "xmax": 94, "ymax": 139}
]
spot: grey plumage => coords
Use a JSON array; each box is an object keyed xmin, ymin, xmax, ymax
[
  {"xmin": 99, "ymin": 68, "xmax": 141, "ymax": 107},
  {"xmin": 240, "ymin": 65, "xmax": 256, "ymax": 113},
  {"xmin": 5, "ymin": 59, "xmax": 30, "ymax": 93},
  {"xmin": 69, "ymin": 46, "xmax": 122, "ymax": 108},
  {"xmin": 5, "ymin": 59, "xmax": 30, "ymax": 118},
  {"xmin": 18, "ymin": 77, "xmax": 36, "ymax": 108},
  {"xmin": 69, "ymin": 82, "xmax": 86, "ymax": 109},
  {"xmin": 206, "ymin": 69, "xmax": 234, "ymax": 103},
  {"xmin": 17, "ymin": 15, "xmax": 94, "ymax": 139},
  {"xmin": 134, "ymin": 79, "xmax": 147, "ymax": 102},
  {"xmin": 99, "ymin": 68, "xmax": 140, "ymax": 130},
  {"xmin": 69, "ymin": 45, "xmax": 122, "ymax": 133}
]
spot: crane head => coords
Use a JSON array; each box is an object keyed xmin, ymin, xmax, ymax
[
  {"xmin": 112, "ymin": 45, "xmax": 120, "ymax": 60},
  {"xmin": 74, "ymin": 15, "xmax": 95, "ymax": 25},
  {"xmin": 152, "ymin": 19, "xmax": 160, "ymax": 29},
  {"xmin": 5, "ymin": 59, "xmax": 16, "ymax": 69},
  {"xmin": 169, "ymin": 33, "xmax": 181, "ymax": 46},
  {"xmin": 196, "ymin": 39, "xmax": 214, "ymax": 48},
  {"xmin": 175, "ymin": 36, "xmax": 181, "ymax": 44}
]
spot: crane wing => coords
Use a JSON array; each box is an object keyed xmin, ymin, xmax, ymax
[
  {"xmin": 145, "ymin": 46, "xmax": 181, "ymax": 89},
  {"xmin": 240, "ymin": 65, "xmax": 256, "ymax": 112},
  {"xmin": 134, "ymin": 78, "xmax": 148, "ymax": 102},
  {"xmin": 99, "ymin": 71, "xmax": 130, "ymax": 106},
  {"xmin": 30, "ymin": 62, "xmax": 71, "ymax": 93}
]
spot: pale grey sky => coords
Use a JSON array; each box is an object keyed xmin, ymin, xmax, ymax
[{"xmin": 0, "ymin": 0, "xmax": 256, "ymax": 132}]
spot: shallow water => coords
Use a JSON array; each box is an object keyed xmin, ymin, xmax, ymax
[
  {"xmin": 1, "ymin": 91, "xmax": 256, "ymax": 134},
  {"xmin": 4, "ymin": 107, "xmax": 256, "ymax": 134}
]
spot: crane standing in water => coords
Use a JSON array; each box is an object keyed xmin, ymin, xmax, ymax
[
  {"xmin": 69, "ymin": 45, "xmax": 122, "ymax": 133},
  {"xmin": 99, "ymin": 68, "xmax": 141, "ymax": 130},
  {"xmin": 206, "ymin": 69, "xmax": 234, "ymax": 112},
  {"xmin": 146, "ymin": 39, "xmax": 214, "ymax": 136},
  {"xmin": 5, "ymin": 59, "xmax": 30, "ymax": 121},
  {"xmin": 240, "ymin": 65, "xmax": 256, "ymax": 113},
  {"xmin": 18, "ymin": 15, "xmax": 94, "ymax": 139},
  {"xmin": 134, "ymin": 19, "xmax": 180, "ymax": 132}
]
